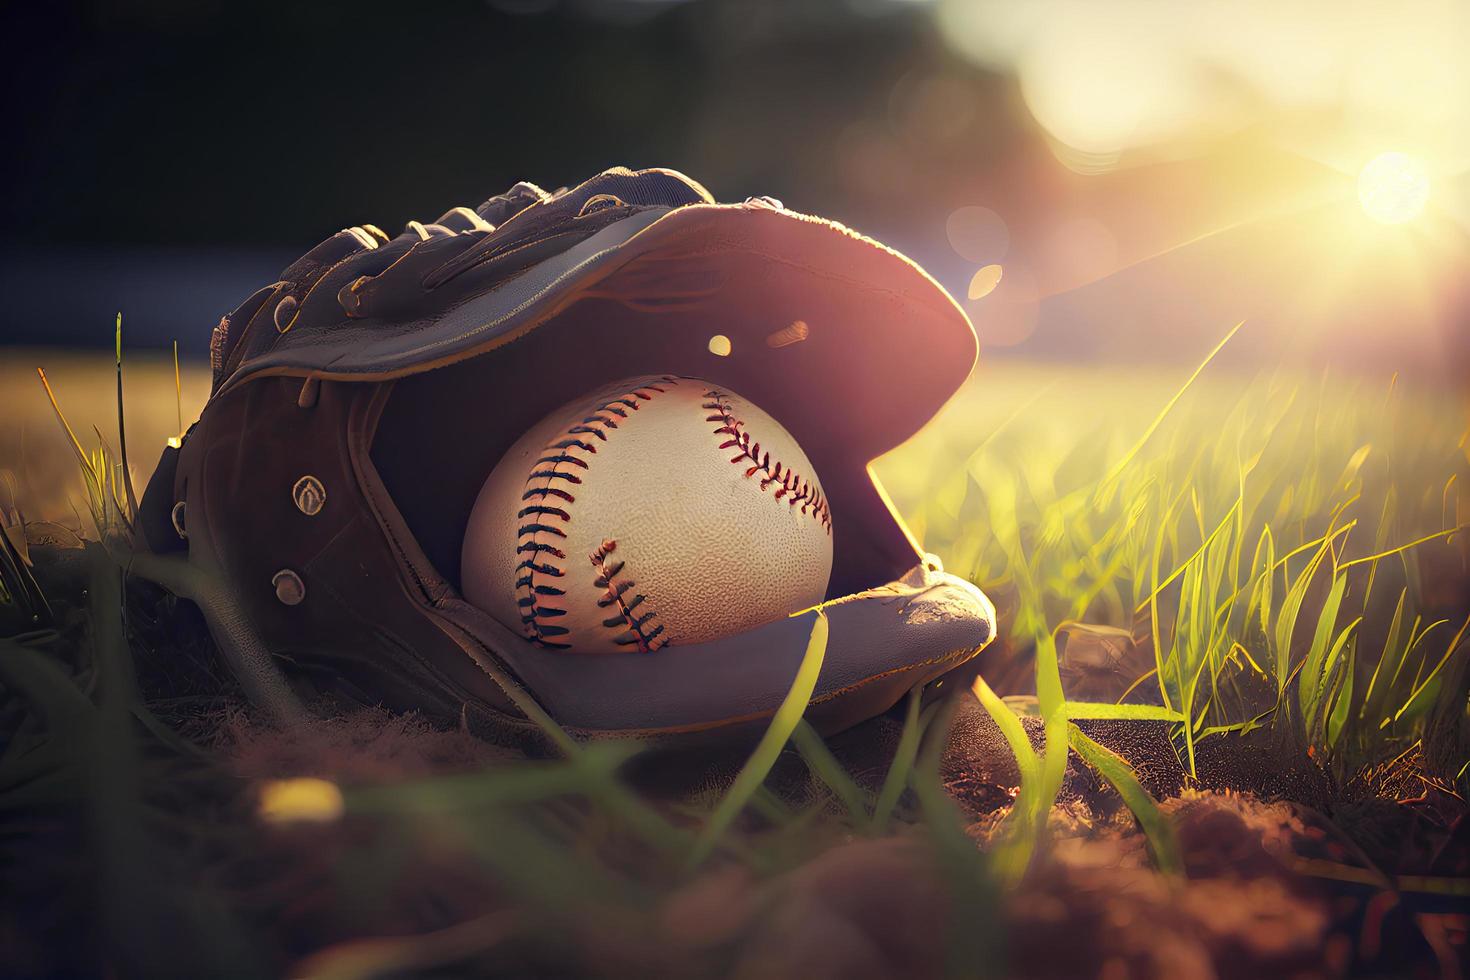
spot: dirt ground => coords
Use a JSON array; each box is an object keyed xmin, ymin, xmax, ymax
[{"xmin": 199, "ymin": 699, "xmax": 1470, "ymax": 978}]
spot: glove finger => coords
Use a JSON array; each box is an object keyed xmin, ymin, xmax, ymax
[
  {"xmin": 213, "ymin": 224, "xmax": 390, "ymax": 375},
  {"xmin": 475, "ymin": 181, "xmax": 551, "ymax": 227},
  {"xmin": 337, "ymin": 223, "xmax": 491, "ymax": 320},
  {"xmin": 277, "ymin": 225, "xmax": 384, "ymax": 286},
  {"xmin": 425, "ymin": 169, "xmax": 704, "ymax": 290},
  {"xmin": 435, "ymin": 206, "xmax": 496, "ymax": 234},
  {"xmin": 210, "ymin": 283, "xmax": 278, "ymax": 388}
]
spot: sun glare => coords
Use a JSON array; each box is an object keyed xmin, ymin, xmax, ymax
[{"xmin": 1358, "ymin": 152, "xmax": 1430, "ymax": 224}]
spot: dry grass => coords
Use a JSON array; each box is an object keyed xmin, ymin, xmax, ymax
[{"xmin": 0, "ymin": 348, "xmax": 210, "ymax": 524}]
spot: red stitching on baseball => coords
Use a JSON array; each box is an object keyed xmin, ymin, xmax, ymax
[
  {"xmin": 589, "ymin": 539, "xmax": 667, "ymax": 652},
  {"xmin": 701, "ymin": 391, "xmax": 833, "ymax": 533},
  {"xmin": 515, "ymin": 377, "xmax": 680, "ymax": 649}
]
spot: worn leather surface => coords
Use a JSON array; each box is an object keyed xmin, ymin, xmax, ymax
[
  {"xmin": 444, "ymin": 560, "xmax": 995, "ymax": 735},
  {"xmin": 204, "ymin": 167, "xmax": 975, "ymax": 470}
]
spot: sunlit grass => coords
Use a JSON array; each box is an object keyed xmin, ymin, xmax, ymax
[
  {"xmin": 881, "ymin": 329, "xmax": 1469, "ymax": 792},
  {"xmin": 872, "ymin": 331, "xmax": 1469, "ymax": 891}
]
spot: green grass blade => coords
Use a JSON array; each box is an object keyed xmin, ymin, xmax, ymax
[
  {"xmin": 1298, "ymin": 575, "xmax": 1348, "ymax": 728},
  {"xmin": 1097, "ymin": 320, "xmax": 1245, "ymax": 492},
  {"xmin": 971, "ymin": 676, "xmax": 1039, "ymax": 778},
  {"xmin": 790, "ymin": 720, "xmax": 869, "ymax": 825},
  {"xmin": 1034, "ymin": 628, "xmax": 1069, "ymax": 837},
  {"xmin": 687, "ymin": 610, "xmax": 829, "ymax": 868},
  {"xmin": 1360, "ymin": 588, "xmax": 1407, "ymax": 723},
  {"xmin": 1392, "ymin": 612, "xmax": 1470, "ymax": 725},
  {"xmin": 1147, "ymin": 493, "xmax": 1185, "ymax": 714},
  {"xmin": 114, "ymin": 312, "xmax": 140, "ymax": 523},
  {"xmin": 1325, "ymin": 655, "xmax": 1354, "ymax": 749},
  {"xmin": 971, "ymin": 674, "xmax": 1040, "ymax": 885},
  {"xmin": 1273, "ymin": 533, "xmax": 1340, "ymax": 694},
  {"xmin": 871, "ymin": 686, "xmax": 924, "ymax": 832},
  {"xmin": 1063, "ymin": 703, "xmax": 1186, "ymax": 722},
  {"xmin": 1250, "ymin": 519, "xmax": 1276, "ymax": 642},
  {"xmin": 1132, "ymin": 497, "xmax": 1241, "ymax": 615},
  {"xmin": 1197, "ymin": 707, "xmax": 1277, "ymax": 738},
  {"xmin": 1339, "ymin": 523, "xmax": 1470, "ymax": 572},
  {"xmin": 1310, "ymin": 618, "xmax": 1359, "ymax": 746},
  {"xmin": 1067, "ymin": 723, "xmax": 1184, "ymax": 877}
]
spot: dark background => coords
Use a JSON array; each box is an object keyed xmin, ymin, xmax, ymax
[
  {"xmin": 6, "ymin": 0, "xmax": 1004, "ymax": 248},
  {"xmin": 2, "ymin": 0, "xmax": 1466, "ymax": 374},
  {"xmin": 2, "ymin": 0, "xmax": 1017, "ymax": 353}
]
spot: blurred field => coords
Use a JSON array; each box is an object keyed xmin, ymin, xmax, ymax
[{"xmin": 1, "ymin": 349, "xmax": 211, "ymax": 524}]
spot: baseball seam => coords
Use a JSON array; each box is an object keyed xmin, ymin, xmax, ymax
[
  {"xmin": 702, "ymin": 391, "xmax": 833, "ymax": 533},
  {"xmin": 515, "ymin": 377, "xmax": 679, "ymax": 649},
  {"xmin": 590, "ymin": 538, "xmax": 667, "ymax": 652}
]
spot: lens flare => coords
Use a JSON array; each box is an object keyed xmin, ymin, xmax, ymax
[{"xmin": 1358, "ymin": 152, "xmax": 1430, "ymax": 224}]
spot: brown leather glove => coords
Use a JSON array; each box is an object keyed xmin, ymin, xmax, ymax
[{"xmin": 139, "ymin": 166, "xmax": 995, "ymax": 746}]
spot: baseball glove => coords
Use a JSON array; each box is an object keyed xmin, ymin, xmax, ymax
[{"xmin": 136, "ymin": 166, "xmax": 996, "ymax": 745}]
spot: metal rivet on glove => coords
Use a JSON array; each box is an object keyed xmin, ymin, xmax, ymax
[
  {"xmin": 273, "ymin": 294, "xmax": 299, "ymax": 333},
  {"xmin": 170, "ymin": 501, "xmax": 187, "ymax": 540},
  {"xmin": 292, "ymin": 475, "xmax": 326, "ymax": 516},
  {"xmin": 272, "ymin": 569, "xmax": 306, "ymax": 606}
]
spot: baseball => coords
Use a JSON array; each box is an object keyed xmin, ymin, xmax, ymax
[{"xmin": 462, "ymin": 375, "xmax": 834, "ymax": 653}]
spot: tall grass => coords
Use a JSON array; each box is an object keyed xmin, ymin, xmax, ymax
[{"xmin": 886, "ymin": 328, "xmax": 1469, "ymax": 797}]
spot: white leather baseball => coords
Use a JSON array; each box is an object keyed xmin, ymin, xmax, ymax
[{"xmin": 461, "ymin": 375, "xmax": 834, "ymax": 653}]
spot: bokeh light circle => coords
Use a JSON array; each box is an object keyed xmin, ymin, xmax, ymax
[
  {"xmin": 968, "ymin": 264, "xmax": 1004, "ymax": 300},
  {"xmin": 946, "ymin": 206, "xmax": 1010, "ymax": 263}
]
